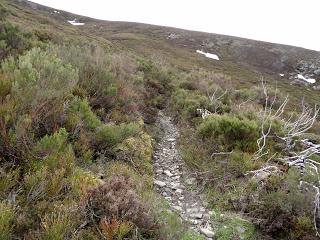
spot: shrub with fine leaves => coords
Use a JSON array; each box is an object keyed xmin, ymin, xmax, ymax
[{"xmin": 84, "ymin": 174, "xmax": 156, "ymax": 235}]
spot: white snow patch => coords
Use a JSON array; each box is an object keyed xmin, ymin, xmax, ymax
[
  {"xmin": 53, "ymin": 10, "xmax": 60, "ymax": 14},
  {"xmin": 196, "ymin": 50, "xmax": 219, "ymax": 61},
  {"xmin": 279, "ymin": 73, "xmax": 284, "ymax": 77},
  {"xmin": 297, "ymin": 74, "xmax": 316, "ymax": 84},
  {"xmin": 68, "ymin": 20, "xmax": 85, "ymax": 26}
]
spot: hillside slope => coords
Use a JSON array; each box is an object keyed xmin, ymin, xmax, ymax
[{"xmin": 1, "ymin": 0, "xmax": 320, "ymax": 239}]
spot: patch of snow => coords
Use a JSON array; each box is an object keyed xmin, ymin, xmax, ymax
[
  {"xmin": 297, "ymin": 74, "xmax": 316, "ymax": 84},
  {"xmin": 196, "ymin": 50, "xmax": 219, "ymax": 60},
  {"xmin": 279, "ymin": 73, "xmax": 284, "ymax": 77},
  {"xmin": 68, "ymin": 20, "xmax": 85, "ymax": 26},
  {"xmin": 53, "ymin": 10, "xmax": 60, "ymax": 14}
]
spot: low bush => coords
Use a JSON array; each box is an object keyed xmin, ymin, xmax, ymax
[
  {"xmin": 67, "ymin": 97, "xmax": 101, "ymax": 131},
  {"xmin": 24, "ymin": 128, "xmax": 75, "ymax": 202},
  {"xmin": 0, "ymin": 167, "xmax": 19, "ymax": 198},
  {"xmin": 95, "ymin": 122, "xmax": 140, "ymax": 148},
  {"xmin": 1, "ymin": 47, "xmax": 78, "ymax": 137},
  {"xmin": 0, "ymin": 22, "xmax": 33, "ymax": 60},
  {"xmin": 197, "ymin": 114, "xmax": 259, "ymax": 152},
  {"xmin": 0, "ymin": 201, "xmax": 16, "ymax": 240},
  {"xmin": 69, "ymin": 167, "xmax": 101, "ymax": 198},
  {"xmin": 114, "ymin": 132, "xmax": 153, "ymax": 174},
  {"xmin": 172, "ymin": 89, "xmax": 210, "ymax": 118},
  {"xmin": 234, "ymin": 88, "xmax": 258, "ymax": 102},
  {"xmin": 245, "ymin": 169, "xmax": 315, "ymax": 239},
  {"xmin": 39, "ymin": 206, "xmax": 78, "ymax": 240},
  {"xmin": 84, "ymin": 174, "xmax": 156, "ymax": 237}
]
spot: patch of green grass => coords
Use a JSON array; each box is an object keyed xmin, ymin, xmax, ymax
[{"xmin": 211, "ymin": 209, "xmax": 257, "ymax": 240}]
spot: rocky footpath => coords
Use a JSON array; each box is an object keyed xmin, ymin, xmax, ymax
[{"xmin": 153, "ymin": 111, "xmax": 215, "ymax": 239}]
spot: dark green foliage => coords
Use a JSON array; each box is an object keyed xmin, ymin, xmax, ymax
[
  {"xmin": 198, "ymin": 114, "xmax": 259, "ymax": 152},
  {"xmin": 0, "ymin": 201, "xmax": 16, "ymax": 240},
  {"xmin": 25, "ymin": 128, "xmax": 75, "ymax": 201},
  {"xmin": 95, "ymin": 122, "xmax": 140, "ymax": 148},
  {"xmin": 0, "ymin": 4, "xmax": 9, "ymax": 21},
  {"xmin": 1, "ymin": 47, "xmax": 78, "ymax": 135},
  {"xmin": 172, "ymin": 89, "xmax": 210, "ymax": 118},
  {"xmin": 0, "ymin": 22, "xmax": 32, "ymax": 60},
  {"xmin": 67, "ymin": 96, "xmax": 141, "ymax": 152},
  {"xmin": 245, "ymin": 169, "xmax": 315, "ymax": 239}
]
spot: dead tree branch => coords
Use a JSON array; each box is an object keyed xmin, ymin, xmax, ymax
[{"xmin": 253, "ymin": 78, "xmax": 288, "ymax": 160}]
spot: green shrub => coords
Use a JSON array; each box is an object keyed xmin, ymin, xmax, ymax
[
  {"xmin": 172, "ymin": 89, "xmax": 210, "ymax": 118},
  {"xmin": 0, "ymin": 201, "xmax": 15, "ymax": 240},
  {"xmin": 214, "ymin": 215, "xmax": 257, "ymax": 240},
  {"xmin": 67, "ymin": 97, "xmax": 102, "ymax": 130},
  {"xmin": 0, "ymin": 4, "xmax": 9, "ymax": 21},
  {"xmin": 39, "ymin": 206, "xmax": 78, "ymax": 240},
  {"xmin": 34, "ymin": 128, "xmax": 74, "ymax": 172},
  {"xmin": 178, "ymin": 80, "xmax": 198, "ymax": 90},
  {"xmin": 95, "ymin": 122, "xmax": 140, "ymax": 148},
  {"xmin": 51, "ymin": 45, "xmax": 117, "ymax": 101},
  {"xmin": 114, "ymin": 132, "xmax": 153, "ymax": 174},
  {"xmin": 0, "ymin": 168, "xmax": 19, "ymax": 197},
  {"xmin": 69, "ymin": 167, "xmax": 101, "ymax": 198},
  {"xmin": 0, "ymin": 22, "xmax": 32, "ymax": 60},
  {"xmin": 234, "ymin": 88, "xmax": 258, "ymax": 101},
  {"xmin": 198, "ymin": 114, "xmax": 259, "ymax": 152},
  {"xmin": 84, "ymin": 174, "xmax": 156, "ymax": 236},
  {"xmin": 227, "ymin": 151, "xmax": 256, "ymax": 175},
  {"xmin": 24, "ymin": 128, "xmax": 75, "ymax": 201},
  {"xmin": 1, "ymin": 47, "xmax": 78, "ymax": 135},
  {"xmin": 245, "ymin": 169, "xmax": 315, "ymax": 239}
]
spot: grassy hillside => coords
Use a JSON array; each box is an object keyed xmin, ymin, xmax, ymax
[{"xmin": 1, "ymin": 0, "xmax": 320, "ymax": 239}]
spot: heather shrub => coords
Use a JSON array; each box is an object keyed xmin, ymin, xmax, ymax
[
  {"xmin": 0, "ymin": 167, "xmax": 19, "ymax": 198},
  {"xmin": 95, "ymin": 122, "xmax": 140, "ymax": 148},
  {"xmin": 1, "ymin": 47, "xmax": 78, "ymax": 136},
  {"xmin": 99, "ymin": 217, "xmax": 133, "ymax": 240},
  {"xmin": 33, "ymin": 128, "xmax": 74, "ymax": 173},
  {"xmin": 24, "ymin": 128, "xmax": 75, "ymax": 201},
  {"xmin": 198, "ymin": 114, "xmax": 259, "ymax": 152},
  {"xmin": 172, "ymin": 89, "xmax": 210, "ymax": 118},
  {"xmin": 69, "ymin": 167, "xmax": 101, "ymax": 198},
  {"xmin": 178, "ymin": 80, "xmax": 198, "ymax": 90},
  {"xmin": 234, "ymin": 88, "xmax": 258, "ymax": 102},
  {"xmin": 0, "ymin": 22, "xmax": 32, "ymax": 60},
  {"xmin": 39, "ymin": 206, "xmax": 78, "ymax": 240},
  {"xmin": 84, "ymin": 174, "xmax": 156, "ymax": 236},
  {"xmin": 114, "ymin": 132, "xmax": 153, "ymax": 174},
  {"xmin": 245, "ymin": 169, "xmax": 315, "ymax": 239},
  {"xmin": 0, "ymin": 4, "xmax": 9, "ymax": 21},
  {"xmin": 73, "ymin": 129, "xmax": 93, "ymax": 163},
  {"xmin": 227, "ymin": 151, "xmax": 256, "ymax": 175},
  {"xmin": 104, "ymin": 162, "xmax": 153, "ymax": 191},
  {"xmin": 0, "ymin": 201, "xmax": 16, "ymax": 240},
  {"xmin": 55, "ymin": 45, "xmax": 145, "ymax": 121},
  {"xmin": 67, "ymin": 97, "xmax": 101, "ymax": 131}
]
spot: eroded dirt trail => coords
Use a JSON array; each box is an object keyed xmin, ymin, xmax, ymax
[{"xmin": 153, "ymin": 111, "xmax": 215, "ymax": 239}]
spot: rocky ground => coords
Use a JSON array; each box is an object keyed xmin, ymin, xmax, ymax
[{"xmin": 153, "ymin": 111, "xmax": 215, "ymax": 239}]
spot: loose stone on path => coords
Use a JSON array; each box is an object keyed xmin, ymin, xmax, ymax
[{"xmin": 153, "ymin": 111, "xmax": 215, "ymax": 239}]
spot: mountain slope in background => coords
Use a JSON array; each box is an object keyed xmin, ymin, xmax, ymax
[{"xmin": 1, "ymin": 0, "xmax": 320, "ymax": 239}]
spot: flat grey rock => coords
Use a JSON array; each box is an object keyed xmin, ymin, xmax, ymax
[
  {"xmin": 154, "ymin": 180, "xmax": 166, "ymax": 187},
  {"xmin": 200, "ymin": 228, "xmax": 215, "ymax": 238},
  {"xmin": 190, "ymin": 213, "xmax": 203, "ymax": 219},
  {"xmin": 164, "ymin": 170, "xmax": 174, "ymax": 177}
]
